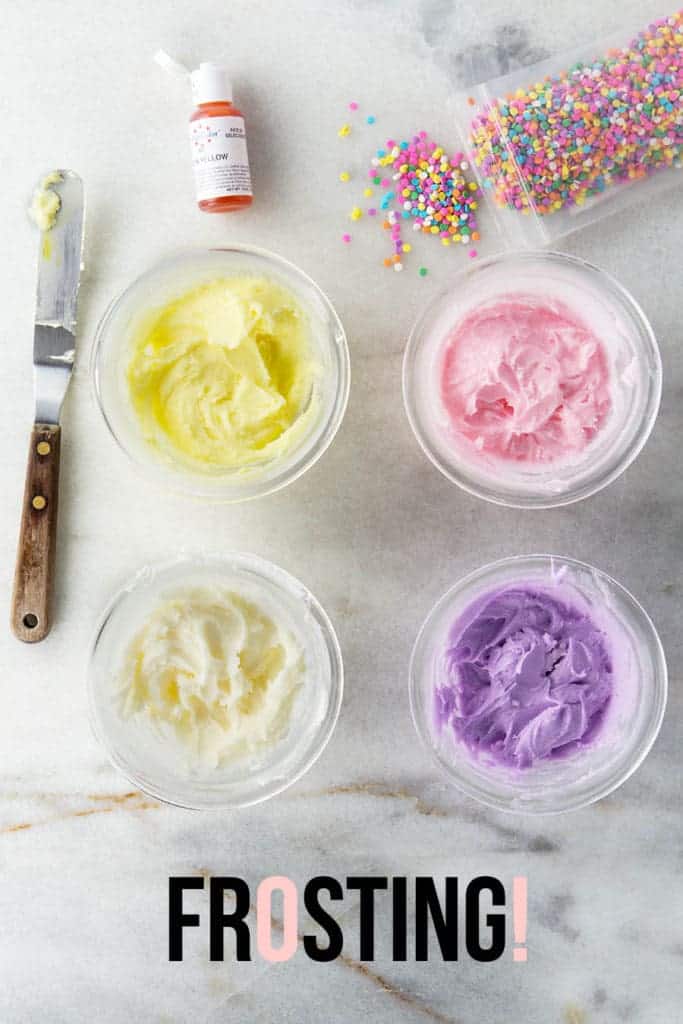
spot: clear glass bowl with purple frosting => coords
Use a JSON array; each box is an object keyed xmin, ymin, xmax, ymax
[{"xmin": 409, "ymin": 554, "xmax": 667, "ymax": 814}]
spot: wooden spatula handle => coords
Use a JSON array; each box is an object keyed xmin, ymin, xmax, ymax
[{"xmin": 11, "ymin": 424, "xmax": 62, "ymax": 643}]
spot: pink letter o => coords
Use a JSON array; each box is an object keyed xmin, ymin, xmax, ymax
[{"xmin": 256, "ymin": 876, "xmax": 298, "ymax": 962}]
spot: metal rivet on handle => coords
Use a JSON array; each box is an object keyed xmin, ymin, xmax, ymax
[
  {"xmin": 32, "ymin": 495, "xmax": 47, "ymax": 511},
  {"xmin": 36, "ymin": 441, "xmax": 51, "ymax": 456}
]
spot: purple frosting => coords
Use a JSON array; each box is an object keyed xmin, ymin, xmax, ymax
[{"xmin": 434, "ymin": 584, "xmax": 613, "ymax": 769}]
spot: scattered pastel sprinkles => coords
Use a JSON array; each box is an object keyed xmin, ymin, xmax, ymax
[
  {"xmin": 368, "ymin": 132, "xmax": 481, "ymax": 267},
  {"xmin": 337, "ymin": 104, "xmax": 482, "ymax": 272},
  {"xmin": 349, "ymin": 101, "xmax": 359, "ymax": 111},
  {"xmin": 342, "ymin": 233, "xmax": 352, "ymax": 243},
  {"xmin": 469, "ymin": 12, "xmax": 683, "ymax": 215},
  {"xmin": 338, "ymin": 123, "xmax": 351, "ymax": 138}
]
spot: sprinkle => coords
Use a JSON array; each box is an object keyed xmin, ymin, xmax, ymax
[
  {"xmin": 342, "ymin": 233, "xmax": 351, "ymax": 243},
  {"xmin": 469, "ymin": 248, "xmax": 478, "ymax": 259},
  {"xmin": 349, "ymin": 101, "xmax": 359, "ymax": 111},
  {"xmin": 366, "ymin": 115, "xmax": 376, "ymax": 124},
  {"xmin": 341, "ymin": 124, "xmax": 482, "ymax": 271},
  {"xmin": 419, "ymin": 267, "xmax": 428, "ymax": 276},
  {"xmin": 350, "ymin": 206, "xmax": 363, "ymax": 221},
  {"xmin": 338, "ymin": 123, "xmax": 351, "ymax": 138},
  {"xmin": 469, "ymin": 12, "xmax": 683, "ymax": 216},
  {"xmin": 339, "ymin": 171, "xmax": 350, "ymax": 182},
  {"xmin": 394, "ymin": 262, "xmax": 403, "ymax": 272}
]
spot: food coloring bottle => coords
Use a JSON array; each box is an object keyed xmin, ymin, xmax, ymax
[{"xmin": 189, "ymin": 62, "xmax": 253, "ymax": 212}]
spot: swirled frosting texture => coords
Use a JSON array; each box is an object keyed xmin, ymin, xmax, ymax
[
  {"xmin": 126, "ymin": 276, "xmax": 319, "ymax": 472},
  {"xmin": 439, "ymin": 295, "xmax": 611, "ymax": 462},
  {"xmin": 118, "ymin": 585, "xmax": 305, "ymax": 769},
  {"xmin": 435, "ymin": 584, "xmax": 613, "ymax": 768}
]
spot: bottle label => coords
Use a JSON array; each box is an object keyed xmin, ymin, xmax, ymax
[{"xmin": 190, "ymin": 115, "xmax": 252, "ymax": 201}]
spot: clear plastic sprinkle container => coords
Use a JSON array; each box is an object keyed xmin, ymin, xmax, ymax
[{"xmin": 453, "ymin": 10, "xmax": 683, "ymax": 248}]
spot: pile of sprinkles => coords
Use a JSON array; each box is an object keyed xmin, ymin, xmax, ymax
[
  {"xmin": 469, "ymin": 11, "xmax": 683, "ymax": 216},
  {"xmin": 338, "ymin": 105, "xmax": 482, "ymax": 273}
]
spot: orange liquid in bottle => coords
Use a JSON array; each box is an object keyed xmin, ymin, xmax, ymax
[{"xmin": 190, "ymin": 101, "xmax": 253, "ymax": 212}]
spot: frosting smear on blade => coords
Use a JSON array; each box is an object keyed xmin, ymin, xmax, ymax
[
  {"xmin": 440, "ymin": 295, "xmax": 611, "ymax": 462},
  {"xmin": 435, "ymin": 584, "xmax": 613, "ymax": 768}
]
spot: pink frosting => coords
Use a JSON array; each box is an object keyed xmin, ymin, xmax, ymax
[{"xmin": 439, "ymin": 295, "xmax": 612, "ymax": 462}]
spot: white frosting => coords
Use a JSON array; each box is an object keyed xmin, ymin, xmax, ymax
[{"xmin": 117, "ymin": 584, "xmax": 305, "ymax": 769}]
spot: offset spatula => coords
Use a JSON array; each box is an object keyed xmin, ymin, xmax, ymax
[{"xmin": 11, "ymin": 171, "xmax": 85, "ymax": 643}]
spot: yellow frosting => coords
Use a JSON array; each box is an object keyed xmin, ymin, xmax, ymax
[
  {"xmin": 126, "ymin": 276, "xmax": 319, "ymax": 472},
  {"xmin": 29, "ymin": 171, "xmax": 63, "ymax": 232},
  {"xmin": 118, "ymin": 584, "xmax": 305, "ymax": 769}
]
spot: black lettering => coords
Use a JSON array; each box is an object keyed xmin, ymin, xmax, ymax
[
  {"xmin": 303, "ymin": 876, "xmax": 344, "ymax": 961},
  {"xmin": 465, "ymin": 876, "xmax": 506, "ymax": 961},
  {"xmin": 210, "ymin": 877, "xmax": 251, "ymax": 961},
  {"xmin": 347, "ymin": 876, "xmax": 388, "ymax": 961},
  {"xmin": 392, "ymin": 877, "xmax": 408, "ymax": 961},
  {"xmin": 415, "ymin": 877, "xmax": 458, "ymax": 961},
  {"xmin": 169, "ymin": 876, "xmax": 204, "ymax": 961}
]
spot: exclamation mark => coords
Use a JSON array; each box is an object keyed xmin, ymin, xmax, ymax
[{"xmin": 512, "ymin": 876, "xmax": 528, "ymax": 963}]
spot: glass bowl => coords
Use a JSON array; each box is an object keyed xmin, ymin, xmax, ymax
[
  {"xmin": 88, "ymin": 553, "xmax": 344, "ymax": 809},
  {"xmin": 403, "ymin": 251, "xmax": 662, "ymax": 508},
  {"xmin": 409, "ymin": 554, "xmax": 667, "ymax": 814},
  {"xmin": 92, "ymin": 246, "xmax": 350, "ymax": 502}
]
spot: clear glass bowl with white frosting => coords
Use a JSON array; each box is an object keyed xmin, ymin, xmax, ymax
[
  {"xmin": 88, "ymin": 554, "xmax": 344, "ymax": 809},
  {"xmin": 409, "ymin": 554, "xmax": 667, "ymax": 814},
  {"xmin": 403, "ymin": 252, "xmax": 662, "ymax": 508},
  {"xmin": 92, "ymin": 246, "xmax": 350, "ymax": 502}
]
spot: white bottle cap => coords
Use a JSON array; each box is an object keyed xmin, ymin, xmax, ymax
[{"xmin": 191, "ymin": 62, "xmax": 232, "ymax": 105}]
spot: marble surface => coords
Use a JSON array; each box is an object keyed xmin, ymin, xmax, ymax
[{"xmin": 1, "ymin": 0, "xmax": 681, "ymax": 1020}]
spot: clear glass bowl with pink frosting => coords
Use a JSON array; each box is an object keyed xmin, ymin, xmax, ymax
[
  {"xmin": 403, "ymin": 252, "xmax": 662, "ymax": 508},
  {"xmin": 409, "ymin": 554, "xmax": 667, "ymax": 814}
]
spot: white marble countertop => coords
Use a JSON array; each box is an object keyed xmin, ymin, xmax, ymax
[{"xmin": 1, "ymin": 1, "xmax": 681, "ymax": 1020}]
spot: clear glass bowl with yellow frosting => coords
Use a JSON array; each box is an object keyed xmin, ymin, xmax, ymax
[
  {"xmin": 92, "ymin": 247, "xmax": 350, "ymax": 501},
  {"xmin": 88, "ymin": 553, "xmax": 344, "ymax": 809}
]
